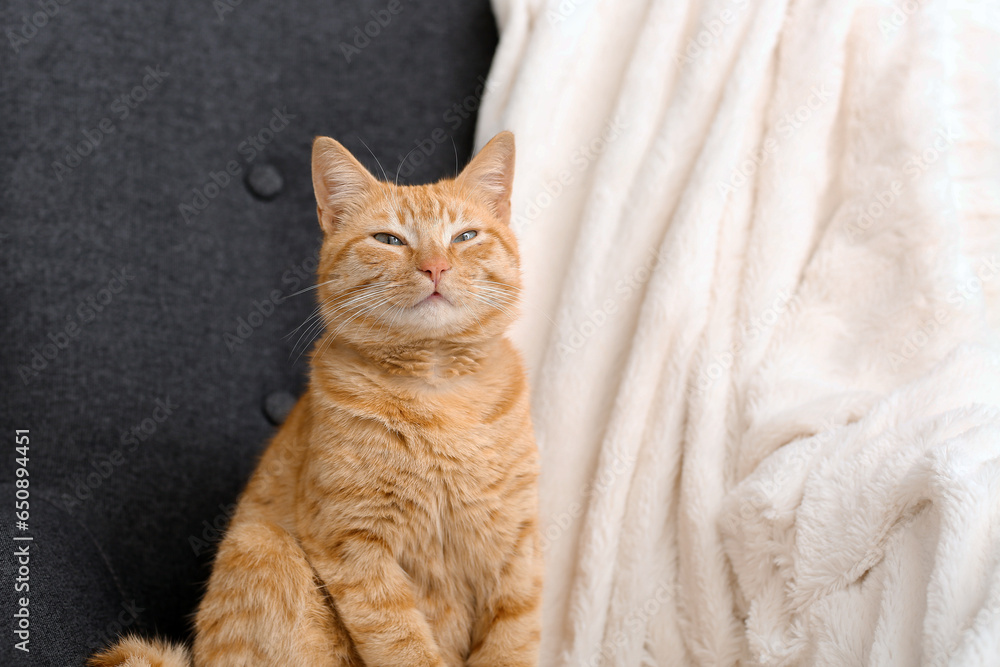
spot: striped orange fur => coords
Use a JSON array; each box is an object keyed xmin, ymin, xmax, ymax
[{"xmin": 90, "ymin": 131, "xmax": 541, "ymax": 667}]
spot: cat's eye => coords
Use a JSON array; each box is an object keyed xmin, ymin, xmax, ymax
[
  {"xmin": 373, "ymin": 233, "xmax": 406, "ymax": 246},
  {"xmin": 453, "ymin": 230, "xmax": 478, "ymax": 243}
]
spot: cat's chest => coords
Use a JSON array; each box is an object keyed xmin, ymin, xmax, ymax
[
  {"xmin": 390, "ymin": 430, "xmax": 525, "ymax": 549},
  {"xmin": 413, "ymin": 448, "xmax": 511, "ymax": 530},
  {"xmin": 399, "ymin": 467, "xmax": 518, "ymax": 586},
  {"xmin": 309, "ymin": 377, "xmax": 534, "ymax": 557}
]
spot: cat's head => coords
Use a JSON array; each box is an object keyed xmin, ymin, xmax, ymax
[{"xmin": 310, "ymin": 132, "xmax": 520, "ymax": 349}]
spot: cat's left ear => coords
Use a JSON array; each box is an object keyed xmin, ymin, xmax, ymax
[
  {"xmin": 312, "ymin": 137, "xmax": 379, "ymax": 234},
  {"xmin": 456, "ymin": 131, "xmax": 515, "ymax": 224}
]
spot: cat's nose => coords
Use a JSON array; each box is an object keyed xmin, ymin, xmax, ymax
[{"xmin": 419, "ymin": 256, "xmax": 450, "ymax": 287}]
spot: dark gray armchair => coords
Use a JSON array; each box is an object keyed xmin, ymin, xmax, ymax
[{"xmin": 0, "ymin": 2, "xmax": 497, "ymax": 663}]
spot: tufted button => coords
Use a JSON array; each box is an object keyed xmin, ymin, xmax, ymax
[
  {"xmin": 263, "ymin": 390, "xmax": 297, "ymax": 425},
  {"xmin": 245, "ymin": 162, "xmax": 284, "ymax": 200}
]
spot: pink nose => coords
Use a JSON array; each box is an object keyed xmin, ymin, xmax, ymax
[{"xmin": 419, "ymin": 256, "xmax": 450, "ymax": 287}]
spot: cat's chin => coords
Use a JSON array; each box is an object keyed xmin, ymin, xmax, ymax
[
  {"xmin": 408, "ymin": 295, "xmax": 456, "ymax": 324},
  {"xmin": 398, "ymin": 297, "xmax": 481, "ymax": 338}
]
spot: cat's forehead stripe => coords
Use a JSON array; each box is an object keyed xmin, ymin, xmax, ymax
[{"xmin": 394, "ymin": 191, "xmax": 460, "ymax": 228}]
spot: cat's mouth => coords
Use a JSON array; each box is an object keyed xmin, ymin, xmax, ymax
[{"xmin": 417, "ymin": 291, "xmax": 450, "ymax": 306}]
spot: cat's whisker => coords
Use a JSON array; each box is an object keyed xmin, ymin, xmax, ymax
[
  {"xmin": 292, "ymin": 299, "xmax": 345, "ymax": 361},
  {"xmin": 362, "ymin": 299, "xmax": 395, "ymax": 337},
  {"xmin": 395, "ymin": 145, "xmax": 420, "ymax": 187},
  {"xmin": 292, "ymin": 303, "xmax": 343, "ymax": 362},
  {"xmin": 286, "ymin": 305, "xmax": 324, "ymax": 340},
  {"xmin": 285, "ymin": 278, "xmax": 334, "ymax": 300},
  {"xmin": 288, "ymin": 302, "xmax": 341, "ymax": 358},
  {"xmin": 471, "ymin": 283, "xmax": 519, "ymax": 297},
  {"xmin": 472, "ymin": 279, "xmax": 521, "ymax": 292},
  {"xmin": 459, "ymin": 299, "xmax": 486, "ymax": 334},
  {"xmin": 315, "ymin": 301, "xmax": 381, "ymax": 359},
  {"xmin": 357, "ymin": 136, "xmax": 404, "ymax": 215},
  {"xmin": 386, "ymin": 302, "xmax": 406, "ymax": 333},
  {"xmin": 289, "ymin": 286, "xmax": 386, "ymax": 345},
  {"xmin": 325, "ymin": 287, "xmax": 396, "ymax": 316},
  {"xmin": 472, "ymin": 278, "xmax": 519, "ymax": 286},
  {"xmin": 287, "ymin": 295, "xmax": 343, "ymax": 344},
  {"xmin": 471, "ymin": 281, "xmax": 561, "ymax": 328},
  {"xmin": 369, "ymin": 309, "xmax": 390, "ymax": 338},
  {"xmin": 290, "ymin": 321, "xmax": 329, "ymax": 362},
  {"xmin": 293, "ymin": 325, "xmax": 327, "ymax": 363},
  {"xmin": 471, "ymin": 288, "xmax": 521, "ymax": 301},
  {"xmin": 314, "ymin": 290, "xmax": 397, "ymax": 340},
  {"xmin": 357, "ymin": 136, "xmax": 389, "ymax": 182},
  {"xmin": 328, "ymin": 281, "xmax": 394, "ymax": 299},
  {"xmin": 289, "ymin": 277, "xmax": 390, "ymax": 302},
  {"xmin": 473, "ymin": 296, "xmax": 518, "ymax": 311},
  {"xmin": 322, "ymin": 295, "xmax": 394, "ymax": 351},
  {"xmin": 286, "ymin": 282, "xmax": 393, "ymax": 339},
  {"xmin": 475, "ymin": 292, "xmax": 516, "ymax": 310},
  {"xmin": 474, "ymin": 293, "xmax": 518, "ymax": 316},
  {"xmin": 323, "ymin": 285, "xmax": 396, "ymax": 313},
  {"xmin": 383, "ymin": 180, "xmax": 402, "ymax": 219},
  {"xmin": 473, "ymin": 292, "xmax": 522, "ymax": 323},
  {"xmin": 471, "ymin": 287, "xmax": 520, "ymax": 305},
  {"xmin": 368, "ymin": 303, "xmax": 403, "ymax": 339},
  {"xmin": 291, "ymin": 286, "xmax": 397, "ymax": 360}
]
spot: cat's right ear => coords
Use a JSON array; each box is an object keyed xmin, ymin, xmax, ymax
[{"xmin": 311, "ymin": 137, "xmax": 378, "ymax": 234}]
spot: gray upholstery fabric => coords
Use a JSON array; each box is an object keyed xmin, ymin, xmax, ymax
[
  {"xmin": 0, "ymin": 1, "xmax": 497, "ymax": 663},
  {"xmin": 1, "ymin": 483, "xmax": 127, "ymax": 666}
]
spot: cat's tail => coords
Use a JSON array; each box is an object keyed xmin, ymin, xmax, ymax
[{"xmin": 89, "ymin": 634, "xmax": 192, "ymax": 667}]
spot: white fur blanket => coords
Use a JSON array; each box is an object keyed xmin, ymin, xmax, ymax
[{"xmin": 475, "ymin": 0, "xmax": 1000, "ymax": 664}]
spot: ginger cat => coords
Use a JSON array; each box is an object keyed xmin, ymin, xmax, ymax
[{"xmin": 91, "ymin": 131, "xmax": 541, "ymax": 667}]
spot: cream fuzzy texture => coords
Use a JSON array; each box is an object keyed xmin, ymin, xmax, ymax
[{"xmin": 476, "ymin": 0, "xmax": 1000, "ymax": 664}]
